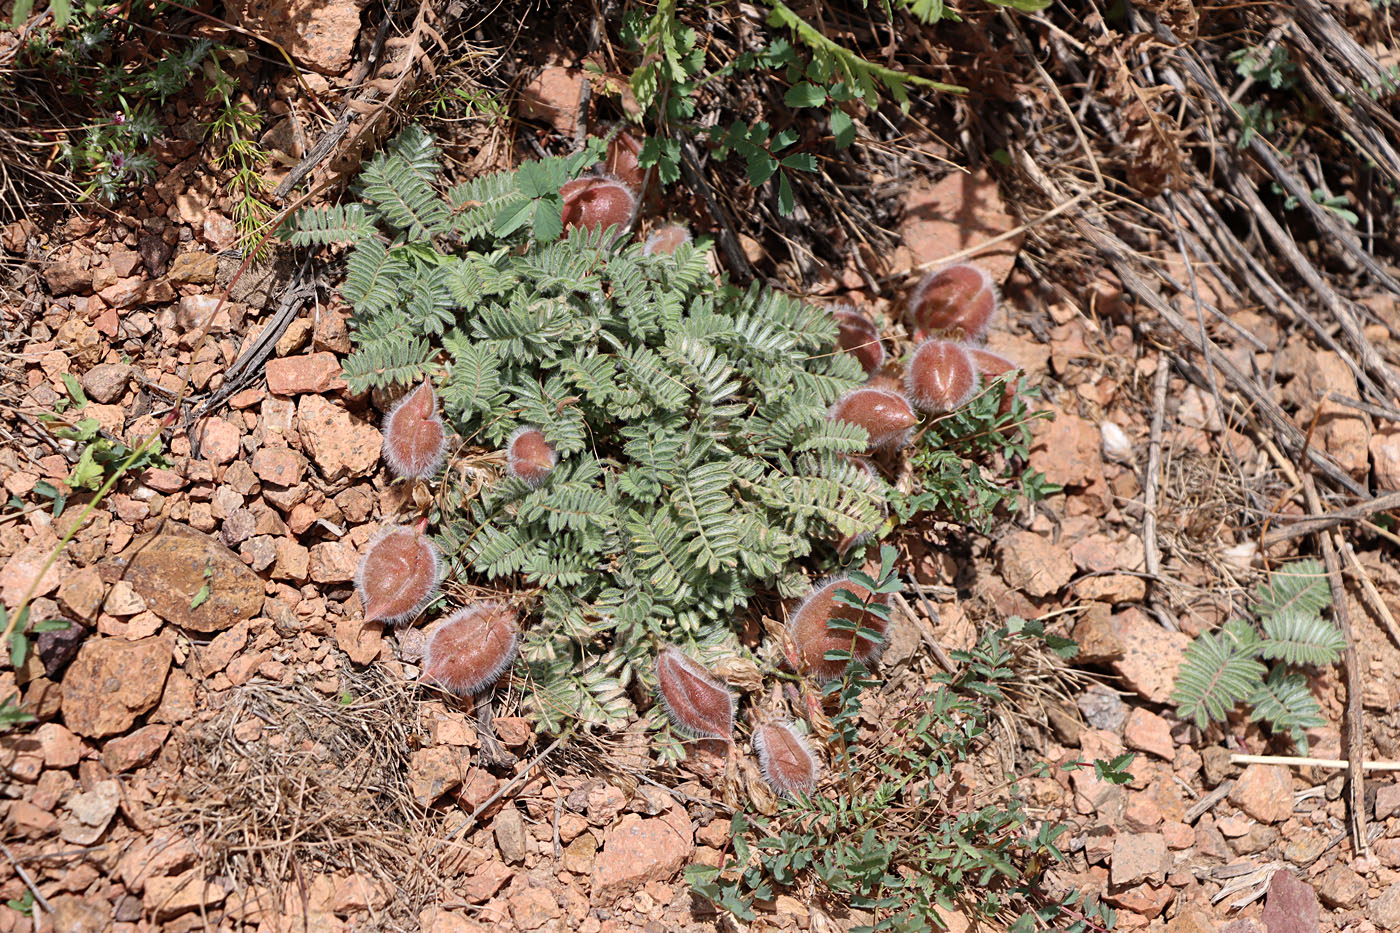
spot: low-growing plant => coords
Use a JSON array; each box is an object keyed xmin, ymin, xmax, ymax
[
  {"xmin": 690, "ymin": 608, "xmax": 1117, "ymax": 932},
  {"xmin": 285, "ymin": 126, "xmax": 1048, "ymax": 742},
  {"xmin": 37, "ymin": 374, "xmax": 171, "ymax": 491},
  {"xmin": 1170, "ymin": 558, "xmax": 1337, "ymax": 751}
]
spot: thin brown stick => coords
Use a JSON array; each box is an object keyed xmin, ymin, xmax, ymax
[
  {"xmin": 1230, "ymin": 753, "xmax": 1400, "ymax": 772},
  {"xmin": 1259, "ymin": 488, "xmax": 1400, "ymax": 547},
  {"xmin": 1337, "ymin": 540, "xmax": 1400, "ymax": 650},
  {"xmin": 1303, "ymin": 475, "xmax": 1367, "ymax": 855}
]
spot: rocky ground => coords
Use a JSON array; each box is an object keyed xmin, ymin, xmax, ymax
[{"xmin": 2, "ymin": 3, "xmax": 1400, "ymax": 933}]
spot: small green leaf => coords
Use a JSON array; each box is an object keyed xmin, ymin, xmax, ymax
[
  {"xmin": 780, "ymin": 152, "xmax": 817, "ymax": 174},
  {"xmin": 784, "ymin": 81, "xmax": 827, "ymax": 108},
  {"xmin": 746, "ymin": 153, "xmax": 779, "ymax": 188},
  {"xmin": 494, "ymin": 199, "xmax": 536, "ymax": 237},
  {"xmin": 9, "ymin": 630, "xmax": 27, "ymax": 670},
  {"xmin": 61, "ymin": 373, "xmax": 87, "ymax": 408},
  {"xmin": 532, "ymin": 196, "xmax": 564, "ymax": 243},
  {"xmin": 10, "ymin": 0, "xmax": 35, "ymax": 28},
  {"xmin": 777, "ymin": 172, "xmax": 795, "ymax": 215},
  {"xmin": 830, "ymin": 109, "xmax": 855, "ymax": 148},
  {"xmin": 190, "ymin": 583, "xmax": 211, "ymax": 611},
  {"xmin": 987, "ymin": 0, "xmax": 1052, "ymax": 10},
  {"xmin": 515, "ymin": 160, "xmax": 553, "ymax": 199}
]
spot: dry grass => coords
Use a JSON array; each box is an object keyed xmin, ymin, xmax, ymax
[{"xmin": 161, "ymin": 665, "xmax": 450, "ymax": 929}]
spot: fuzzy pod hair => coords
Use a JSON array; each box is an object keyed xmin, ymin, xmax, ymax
[
  {"xmin": 381, "ymin": 381, "xmax": 448, "ymax": 480},
  {"xmin": 752, "ymin": 720, "xmax": 819, "ymax": 796},
  {"xmin": 355, "ymin": 525, "xmax": 441, "ymax": 626},
  {"xmin": 831, "ymin": 305, "xmax": 885, "ymax": 375},
  {"xmin": 643, "ymin": 224, "xmax": 692, "ymax": 257},
  {"xmin": 829, "ymin": 387, "xmax": 917, "ymax": 452},
  {"xmin": 965, "ymin": 346, "xmax": 1019, "ymax": 413},
  {"xmin": 905, "ymin": 339, "xmax": 980, "ymax": 413},
  {"xmin": 787, "ymin": 575, "xmax": 890, "ymax": 681},
  {"xmin": 908, "ymin": 263, "xmax": 998, "ymax": 342},
  {"xmin": 422, "ymin": 601, "xmax": 520, "ymax": 696},
  {"xmin": 655, "ymin": 646, "xmax": 734, "ymax": 740},
  {"xmin": 605, "ymin": 131, "xmax": 646, "ymax": 193},
  {"xmin": 507, "ymin": 426, "xmax": 558, "ymax": 487},
  {"xmin": 560, "ymin": 175, "xmax": 637, "ymax": 234}
]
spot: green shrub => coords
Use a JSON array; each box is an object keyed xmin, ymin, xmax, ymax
[{"xmin": 286, "ymin": 126, "xmax": 1046, "ymax": 744}]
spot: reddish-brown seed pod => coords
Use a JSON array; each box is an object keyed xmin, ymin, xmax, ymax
[
  {"xmin": 966, "ymin": 346, "xmax": 1019, "ymax": 413},
  {"xmin": 832, "ymin": 305, "xmax": 884, "ymax": 375},
  {"xmin": 559, "ymin": 175, "xmax": 637, "ymax": 234},
  {"xmin": 643, "ymin": 224, "xmax": 691, "ymax": 257},
  {"xmin": 788, "ymin": 576, "xmax": 889, "ymax": 681},
  {"xmin": 752, "ymin": 721, "xmax": 819, "ymax": 796},
  {"xmin": 864, "ymin": 374, "xmax": 904, "ymax": 394},
  {"xmin": 908, "ymin": 263, "xmax": 997, "ymax": 341},
  {"xmin": 655, "ymin": 646, "xmax": 734, "ymax": 740},
  {"xmin": 422, "ymin": 601, "xmax": 520, "ymax": 696},
  {"xmin": 905, "ymin": 339, "xmax": 980, "ymax": 413},
  {"xmin": 355, "ymin": 526, "xmax": 440, "ymax": 625},
  {"xmin": 605, "ymin": 132, "xmax": 646, "ymax": 193},
  {"xmin": 507, "ymin": 426, "xmax": 557, "ymax": 487},
  {"xmin": 382, "ymin": 382, "xmax": 448, "ymax": 480},
  {"xmin": 829, "ymin": 387, "xmax": 917, "ymax": 452}
]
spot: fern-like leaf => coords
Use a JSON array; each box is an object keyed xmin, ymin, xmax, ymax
[
  {"xmin": 1259, "ymin": 609, "xmax": 1346, "ymax": 666},
  {"xmin": 1247, "ymin": 667, "xmax": 1326, "ymax": 752},
  {"xmin": 1254, "ymin": 558, "xmax": 1330, "ymax": 618},
  {"xmin": 1170, "ymin": 619, "xmax": 1267, "ymax": 729},
  {"xmin": 286, "ymin": 203, "xmax": 376, "ymax": 246}
]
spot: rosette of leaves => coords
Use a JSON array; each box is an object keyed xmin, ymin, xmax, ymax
[{"xmin": 287, "ymin": 127, "xmax": 886, "ymax": 736}]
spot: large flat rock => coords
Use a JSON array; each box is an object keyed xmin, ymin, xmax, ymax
[{"xmin": 101, "ymin": 521, "xmax": 262, "ymax": 633}]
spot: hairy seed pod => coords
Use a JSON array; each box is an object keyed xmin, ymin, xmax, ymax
[
  {"xmin": 605, "ymin": 131, "xmax": 646, "ymax": 193},
  {"xmin": 829, "ymin": 387, "xmax": 917, "ymax": 452},
  {"xmin": 966, "ymin": 346, "xmax": 1019, "ymax": 413},
  {"xmin": 643, "ymin": 224, "xmax": 691, "ymax": 257},
  {"xmin": 832, "ymin": 305, "xmax": 884, "ymax": 375},
  {"xmin": 752, "ymin": 721, "xmax": 818, "ymax": 796},
  {"xmin": 355, "ymin": 526, "xmax": 440, "ymax": 625},
  {"xmin": 864, "ymin": 374, "xmax": 904, "ymax": 393},
  {"xmin": 655, "ymin": 646, "xmax": 734, "ymax": 739},
  {"xmin": 788, "ymin": 576, "xmax": 889, "ymax": 681},
  {"xmin": 507, "ymin": 426, "xmax": 557, "ymax": 487},
  {"xmin": 560, "ymin": 175, "xmax": 637, "ymax": 234},
  {"xmin": 908, "ymin": 263, "xmax": 997, "ymax": 341},
  {"xmin": 906, "ymin": 339, "xmax": 979, "ymax": 413},
  {"xmin": 382, "ymin": 382, "xmax": 448, "ymax": 479},
  {"xmin": 422, "ymin": 601, "xmax": 520, "ymax": 696}
]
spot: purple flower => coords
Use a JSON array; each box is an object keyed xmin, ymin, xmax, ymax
[{"xmin": 112, "ymin": 112, "xmax": 126, "ymax": 126}]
